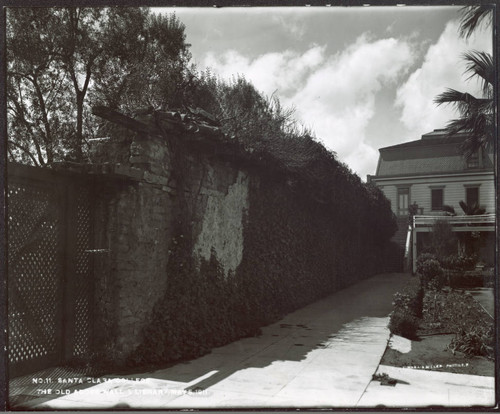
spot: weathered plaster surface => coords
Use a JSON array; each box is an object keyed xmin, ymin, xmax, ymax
[
  {"xmin": 94, "ymin": 181, "xmax": 175, "ymax": 359},
  {"xmin": 194, "ymin": 170, "xmax": 249, "ymax": 275}
]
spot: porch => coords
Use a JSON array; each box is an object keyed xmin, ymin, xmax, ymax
[{"xmin": 409, "ymin": 214, "xmax": 496, "ymax": 273}]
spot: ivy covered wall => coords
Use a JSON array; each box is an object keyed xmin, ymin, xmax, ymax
[
  {"xmin": 88, "ymin": 113, "xmax": 398, "ymax": 368},
  {"xmin": 125, "ymin": 141, "xmax": 398, "ymax": 368}
]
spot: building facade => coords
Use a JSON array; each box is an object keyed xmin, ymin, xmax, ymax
[{"xmin": 368, "ymin": 129, "xmax": 495, "ymax": 272}]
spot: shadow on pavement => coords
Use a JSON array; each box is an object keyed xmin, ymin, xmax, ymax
[
  {"xmin": 126, "ymin": 273, "xmax": 412, "ymax": 392},
  {"xmin": 9, "ymin": 273, "xmax": 411, "ymax": 409}
]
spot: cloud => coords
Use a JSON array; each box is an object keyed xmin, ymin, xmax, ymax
[
  {"xmin": 396, "ymin": 19, "xmax": 493, "ymax": 137},
  {"xmin": 203, "ymin": 34, "xmax": 416, "ymax": 179},
  {"xmin": 289, "ymin": 34, "xmax": 416, "ymax": 178},
  {"xmin": 271, "ymin": 14, "xmax": 306, "ymax": 39},
  {"xmin": 203, "ymin": 45, "xmax": 326, "ymax": 97}
]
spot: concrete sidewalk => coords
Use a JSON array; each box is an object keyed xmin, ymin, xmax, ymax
[
  {"xmin": 33, "ymin": 274, "xmax": 409, "ymax": 409},
  {"xmin": 358, "ymin": 364, "xmax": 495, "ymax": 407},
  {"xmin": 467, "ymin": 287, "xmax": 494, "ymax": 318},
  {"xmin": 31, "ymin": 272, "xmax": 409, "ymax": 409}
]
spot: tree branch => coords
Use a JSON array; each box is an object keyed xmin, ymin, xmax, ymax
[
  {"xmin": 8, "ymin": 140, "xmax": 42, "ymax": 166},
  {"xmin": 31, "ymin": 75, "xmax": 54, "ymax": 163},
  {"xmin": 8, "ymin": 82, "xmax": 46, "ymax": 165}
]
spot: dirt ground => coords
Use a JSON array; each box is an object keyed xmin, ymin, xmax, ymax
[{"xmin": 380, "ymin": 333, "xmax": 494, "ymax": 377}]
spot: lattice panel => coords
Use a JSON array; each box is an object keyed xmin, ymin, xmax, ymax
[
  {"xmin": 73, "ymin": 186, "xmax": 92, "ymax": 357},
  {"xmin": 8, "ymin": 181, "xmax": 63, "ymax": 366}
]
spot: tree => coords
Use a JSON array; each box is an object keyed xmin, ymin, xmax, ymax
[
  {"xmin": 430, "ymin": 220, "xmax": 457, "ymax": 260},
  {"xmin": 91, "ymin": 11, "xmax": 191, "ymax": 112},
  {"xmin": 7, "ymin": 8, "xmax": 72, "ymax": 165},
  {"xmin": 184, "ymin": 72, "xmax": 313, "ymax": 159},
  {"xmin": 434, "ymin": 51, "xmax": 494, "ymax": 158},
  {"xmin": 7, "ymin": 7, "xmax": 190, "ymax": 165},
  {"xmin": 458, "ymin": 5, "xmax": 492, "ymax": 39},
  {"xmin": 434, "ymin": 7, "xmax": 494, "ymax": 158}
]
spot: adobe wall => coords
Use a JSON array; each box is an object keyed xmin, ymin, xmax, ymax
[
  {"xmin": 92, "ymin": 181, "xmax": 176, "ymax": 358},
  {"xmin": 89, "ymin": 120, "xmax": 395, "ymax": 364},
  {"xmin": 91, "ymin": 131, "xmax": 251, "ymax": 360}
]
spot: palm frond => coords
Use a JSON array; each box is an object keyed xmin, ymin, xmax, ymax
[
  {"xmin": 456, "ymin": 118, "xmax": 493, "ymax": 158},
  {"xmin": 434, "ymin": 12, "xmax": 495, "ymax": 158},
  {"xmin": 462, "ymin": 51, "xmax": 494, "ymax": 96},
  {"xmin": 459, "ymin": 200, "xmax": 486, "ymax": 215},
  {"xmin": 474, "ymin": 205, "xmax": 486, "ymax": 215},
  {"xmin": 440, "ymin": 113, "xmax": 492, "ymax": 158},
  {"xmin": 442, "ymin": 118, "xmax": 471, "ymax": 136},
  {"xmin": 459, "ymin": 6, "xmax": 492, "ymax": 39},
  {"xmin": 434, "ymin": 88, "xmax": 480, "ymax": 117},
  {"xmin": 459, "ymin": 200, "xmax": 470, "ymax": 215}
]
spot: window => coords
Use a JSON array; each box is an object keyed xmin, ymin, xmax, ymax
[
  {"xmin": 397, "ymin": 187, "xmax": 409, "ymax": 216},
  {"xmin": 431, "ymin": 188, "xmax": 443, "ymax": 211},
  {"xmin": 466, "ymin": 186, "xmax": 479, "ymax": 207}
]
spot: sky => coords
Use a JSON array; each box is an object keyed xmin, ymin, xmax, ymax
[{"xmin": 154, "ymin": 6, "xmax": 492, "ymax": 180}]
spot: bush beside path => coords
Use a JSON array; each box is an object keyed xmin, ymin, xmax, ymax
[{"xmin": 385, "ymin": 253, "xmax": 494, "ymax": 377}]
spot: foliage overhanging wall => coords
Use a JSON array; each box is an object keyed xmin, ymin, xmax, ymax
[{"xmin": 126, "ymin": 131, "xmax": 399, "ymax": 367}]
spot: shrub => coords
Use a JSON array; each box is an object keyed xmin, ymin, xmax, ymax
[
  {"xmin": 389, "ymin": 311, "xmax": 420, "ymax": 340},
  {"xmin": 440, "ymin": 254, "xmax": 477, "ymax": 271},
  {"xmin": 392, "ymin": 277, "xmax": 423, "ymax": 318},
  {"xmin": 446, "ymin": 270, "xmax": 488, "ymax": 288},
  {"xmin": 418, "ymin": 257, "xmax": 444, "ymax": 290},
  {"xmin": 389, "ymin": 277, "xmax": 423, "ymax": 339},
  {"xmin": 449, "ymin": 325, "xmax": 494, "ymax": 359},
  {"xmin": 416, "ymin": 253, "xmax": 437, "ymax": 273}
]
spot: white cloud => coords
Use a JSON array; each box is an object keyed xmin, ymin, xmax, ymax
[
  {"xmin": 290, "ymin": 34, "xmax": 416, "ymax": 178},
  {"xmin": 396, "ymin": 19, "xmax": 492, "ymax": 138},
  {"xmin": 203, "ymin": 45, "xmax": 326, "ymax": 97},
  {"xmin": 203, "ymin": 34, "xmax": 417, "ymax": 179}
]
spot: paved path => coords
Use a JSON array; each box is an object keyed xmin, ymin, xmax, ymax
[
  {"xmin": 34, "ymin": 273, "xmax": 411, "ymax": 409},
  {"xmin": 359, "ymin": 365, "xmax": 495, "ymax": 407},
  {"xmin": 466, "ymin": 288, "xmax": 494, "ymax": 318}
]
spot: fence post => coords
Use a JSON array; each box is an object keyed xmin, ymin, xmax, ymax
[
  {"xmin": 412, "ymin": 227, "xmax": 418, "ymax": 274},
  {"xmin": 62, "ymin": 178, "xmax": 77, "ymax": 360}
]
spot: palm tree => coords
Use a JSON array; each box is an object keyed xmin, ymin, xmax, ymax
[
  {"xmin": 458, "ymin": 5, "xmax": 492, "ymax": 39},
  {"xmin": 434, "ymin": 6, "xmax": 494, "ymax": 158},
  {"xmin": 434, "ymin": 51, "xmax": 494, "ymax": 158},
  {"xmin": 459, "ymin": 200, "xmax": 486, "ymax": 216}
]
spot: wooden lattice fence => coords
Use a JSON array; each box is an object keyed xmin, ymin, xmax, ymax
[{"xmin": 7, "ymin": 163, "xmax": 95, "ymax": 378}]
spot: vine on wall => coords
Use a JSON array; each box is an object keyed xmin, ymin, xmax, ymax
[
  {"xmin": 128, "ymin": 229, "xmax": 254, "ymax": 366},
  {"xmin": 129, "ymin": 158, "xmax": 397, "ymax": 367}
]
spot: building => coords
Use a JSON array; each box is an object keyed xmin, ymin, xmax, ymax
[{"xmin": 368, "ymin": 129, "xmax": 495, "ymax": 273}]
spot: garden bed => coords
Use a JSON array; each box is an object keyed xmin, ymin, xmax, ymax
[
  {"xmin": 420, "ymin": 288, "xmax": 494, "ymax": 357},
  {"xmin": 386, "ymin": 275, "xmax": 494, "ymax": 377},
  {"xmin": 380, "ymin": 333, "xmax": 494, "ymax": 377}
]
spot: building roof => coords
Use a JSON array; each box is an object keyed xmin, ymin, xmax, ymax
[{"xmin": 374, "ymin": 130, "xmax": 494, "ymax": 177}]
